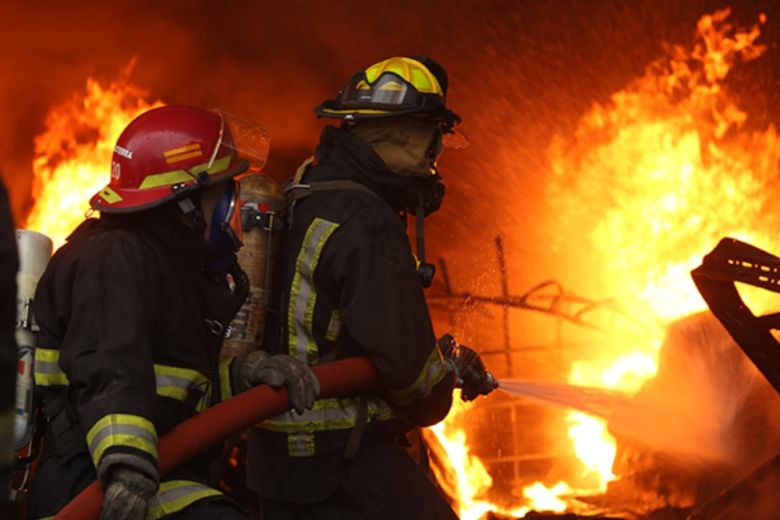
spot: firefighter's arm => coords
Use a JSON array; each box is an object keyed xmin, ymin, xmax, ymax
[
  {"xmin": 324, "ymin": 209, "xmax": 456, "ymax": 425},
  {"xmin": 58, "ymin": 235, "xmax": 160, "ymax": 489}
]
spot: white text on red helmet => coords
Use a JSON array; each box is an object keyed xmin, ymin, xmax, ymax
[{"xmin": 114, "ymin": 145, "xmax": 133, "ymax": 160}]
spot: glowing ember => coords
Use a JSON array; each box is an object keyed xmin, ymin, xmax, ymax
[
  {"xmin": 429, "ymin": 8, "xmax": 780, "ymax": 518},
  {"xmin": 25, "ymin": 62, "xmax": 162, "ymax": 248},
  {"xmin": 522, "ymin": 482, "xmax": 570, "ymax": 513}
]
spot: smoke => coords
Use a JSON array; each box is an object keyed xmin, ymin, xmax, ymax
[
  {"xmin": 606, "ymin": 312, "xmax": 780, "ymax": 509},
  {"xmin": 4, "ymin": 0, "xmax": 780, "ymax": 283}
]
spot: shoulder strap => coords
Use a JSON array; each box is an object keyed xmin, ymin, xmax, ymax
[{"xmin": 283, "ymin": 180, "xmax": 379, "ymax": 202}]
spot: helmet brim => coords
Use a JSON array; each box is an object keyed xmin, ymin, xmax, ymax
[
  {"xmin": 90, "ymin": 159, "xmax": 249, "ymax": 213},
  {"xmin": 315, "ymin": 100, "xmax": 461, "ymax": 129}
]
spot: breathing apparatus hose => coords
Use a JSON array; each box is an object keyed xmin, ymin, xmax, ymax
[{"xmin": 53, "ymin": 356, "xmax": 379, "ymax": 520}]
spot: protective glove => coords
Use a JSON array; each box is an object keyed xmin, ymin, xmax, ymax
[
  {"xmin": 437, "ymin": 334, "xmax": 499, "ymax": 401},
  {"xmin": 99, "ymin": 465, "xmax": 157, "ymax": 520},
  {"xmin": 238, "ymin": 351, "xmax": 320, "ymax": 414}
]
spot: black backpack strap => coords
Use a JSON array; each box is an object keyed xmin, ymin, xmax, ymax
[
  {"xmin": 343, "ymin": 395, "xmax": 368, "ymax": 460},
  {"xmin": 283, "ymin": 180, "xmax": 379, "ymax": 202}
]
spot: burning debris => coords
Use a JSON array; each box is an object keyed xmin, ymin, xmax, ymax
[{"xmin": 418, "ymin": 7, "xmax": 780, "ymax": 520}]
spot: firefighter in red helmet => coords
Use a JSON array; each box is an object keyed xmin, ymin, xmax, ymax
[
  {"xmin": 28, "ymin": 105, "xmax": 318, "ymax": 520},
  {"xmin": 247, "ymin": 56, "xmax": 496, "ymax": 519}
]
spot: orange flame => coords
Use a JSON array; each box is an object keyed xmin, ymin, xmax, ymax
[
  {"xmin": 429, "ymin": 8, "xmax": 780, "ymax": 518},
  {"xmin": 25, "ymin": 63, "xmax": 162, "ymax": 247}
]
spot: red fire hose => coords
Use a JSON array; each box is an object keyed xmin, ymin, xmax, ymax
[{"xmin": 54, "ymin": 356, "xmax": 379, "ymax": 520}]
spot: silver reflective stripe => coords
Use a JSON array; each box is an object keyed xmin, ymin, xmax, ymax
[
  {"xmin": 388, "ymin": 346, "xmax": 450, "ymax": 407},
  {"xmin": 153, "ymin": 364, "xmax": 210, "ymax": 411},
  {"xmin": 288, "ymin": 432, "xmax": 315, "ymax": 457},
  {"xmin": 147, "ymin": 480, "xmax": 222, "ymax": 519},
  {"xmin": 34, "ymin": 348, "xmax": 69, "ymax": 386},
  {"xmin": 88, "ymin": 423, "xmax": 156, "ymax": 459},
  {"xmin": 288, "ymin": 218, "xmax": 339, "ymax": 365}
]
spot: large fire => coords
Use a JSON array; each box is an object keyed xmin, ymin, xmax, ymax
[
  {"xmin": 426, "ymin": 8, "xmax": 780, "ymax": 519},
  {"xmin": 21, "ymin": 8, "xmax": 780, "ymax": 518},
  {"xmin": 24, "ymin": 62, "xmax": 162, "ymax": 247}
]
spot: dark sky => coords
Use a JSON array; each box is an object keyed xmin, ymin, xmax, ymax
[{"xmin": 1, "ymin": 0, "xmax": 778, "ymax": 289}]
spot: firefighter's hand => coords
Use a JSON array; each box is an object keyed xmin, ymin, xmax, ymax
[
  {"xmin": 437, "ymin": 334, "xmax": 498, "ymax": 402},
  {"xmin": 239, "ymin": 351, "xmax": 320, "ymax": 414},
  {"xmin": 99, "ymin": 465, "xmax": 157, "ymax": 520}
]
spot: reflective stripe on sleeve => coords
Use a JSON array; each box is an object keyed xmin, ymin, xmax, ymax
[
  {"xmin": 154, "ymin": 364, "xmax": 210, "ymax": 412},
  {"xmin": 147, "ymin": 480, "xmax": 223, "ymax": 519},
  {"xmin": 218, "ymin": 358, "xmax": 233, "ymax": 402},
  {"xmin": 85, "ymin": 414, "xmax": 158, "ymax": 466},
  {"xmin": 34, "ymin": 348, "xmax": 69, "ymax": 386},
  {"xmin": 387, "ymin": 346, "xmax": 450, "ymax": 407},
  {"xmin": 287, "ymin": 218, "xmax": 340, "ymax": 366},
  {"xmin": 324, "ymin": 310, "xmax": 342, "ymax": 342}
]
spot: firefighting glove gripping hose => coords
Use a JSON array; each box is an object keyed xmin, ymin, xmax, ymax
[
  {"xmin": 438, "ymin": 334, "xmax": 499, "ymax": 401},
  {"xmin": 99, "ymin": 465, "xmax": 157, "ymax": 520},
  {"xmin": 237, "ymin": 351, "xmax": 320, "ymax": 414}
]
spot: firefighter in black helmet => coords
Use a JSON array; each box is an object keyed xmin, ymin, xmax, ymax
[{"xmin": 248, "ymin": 56, "xmax": 496, "ymax": 519}]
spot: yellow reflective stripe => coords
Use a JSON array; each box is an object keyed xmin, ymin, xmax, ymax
[
  {"xmin": 138, "ymin": 170, "xmax": 194, "ymax": 189},
  {"xmin": 287, "ymin": 433, "xmax": 314, "ymax": 457},
  {"xmin": 99, "ymin": 187, "xmax": 123, "ymax": 204},
  {"xmin": 324, "ymin": 310, "xmax": 342, "ymax": 342},
  {"xmin": 85, "ymin": 414, "xmax": 158, "ymax": 466},
  {"xmin": 319, "ymin": 107, "xmax": 396, "ymax": 116},
  {"xmin": 147, "ymin": 480, "xmax": 222, "ymax": 520},
  {"xmin": 190, "ymin": 154, "xmax": 230, "ymax": 175},
  {"xmin": 164, "ymin": 143, "xmax": 203, "ymax": 164},
  {"xmin": 261, "ymin": 396, "xmax": 395, "ymax": 434},
  {"xmin": 288, "ymin": 218, "xmax": 339, "ymax": 366},
  {"xmin": 34, "ymin": 348, "xmax": 69, "ymax": 386},
  {"xmin": 153, "ymin": 364, "xmax": 210, "ymax": 412},
  {"xmin": 163, "ymin": 143, "xmax": 202, "ymax": 158},
  {"xmin": 388, "ymin": 346, "xmax": 449, "ymax": 407},
  {"xmin": 219, "ymin": 358, "xmax": 233, "ymax": 402},
  {"xmin": 138, "ymin": 155, "xmax": 231, "ymax": 189}
]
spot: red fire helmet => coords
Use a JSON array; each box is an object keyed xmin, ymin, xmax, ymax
[{"xmin": 90, "ymin": 105, "xmax": 270, "ymax": 213}]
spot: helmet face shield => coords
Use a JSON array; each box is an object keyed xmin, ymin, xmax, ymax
[
  {"xmin": 211, "ymin": 111, "xmax": 271, "ymax": 174},
  {"xmin": 341, "ymin": 72, "xmax": 426, "ymax": 110}
]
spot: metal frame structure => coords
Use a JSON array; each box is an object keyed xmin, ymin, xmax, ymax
[{"xmin": 426, "ymin": 235, "xmax": 621, "ymax": 497}]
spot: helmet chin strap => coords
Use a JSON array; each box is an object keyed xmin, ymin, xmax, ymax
[
  {"xmin": 177, "ymin": 195, "xmax": 207, "ymax": 236},
  {"xmin": 415, "ymin": 192, "xmax": 436, "ymax": 288}
]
